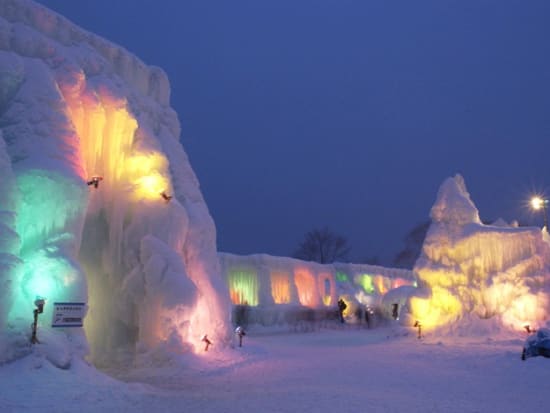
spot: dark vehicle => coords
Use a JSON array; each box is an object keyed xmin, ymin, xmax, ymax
[{"xmin": 522, "ymin": 328, "xmax": 550, "ymax": 360}]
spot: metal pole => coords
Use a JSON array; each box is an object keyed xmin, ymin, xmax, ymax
[
  {"xmin": 414, "ymin": 320, "xmax": 422, "ymax": 339},
  {"xmin": 31, "ymin": 309, "xmax": 39, "ymax": 344},
  {"xmin": 543, "ymin": 201, "xmax": 549, "ymax": 229}
]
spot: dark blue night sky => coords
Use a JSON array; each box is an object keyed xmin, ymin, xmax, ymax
[{"xmin": 37, "ymin": 0, "xmax": 550, "ymax": 265}]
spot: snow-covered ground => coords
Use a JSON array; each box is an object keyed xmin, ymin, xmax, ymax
[{"xmin": 1, "ymin": 326, "xmax": 546, "ymax": 413}]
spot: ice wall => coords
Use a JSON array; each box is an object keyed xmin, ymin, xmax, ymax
[
  {"xmin": 0, "ymin": 0, "xmax": 230, "ymax": 364},
  {"xmin": 410, "ymin": 175, "xmax": 550, "ymax": 332},
  {"xmin": 219, "ymin": 252, "xmax": 415, "ymax": 326},
  {"xmin": 0, "ymin": 131, "xmax": 21, "ymax": 331}
]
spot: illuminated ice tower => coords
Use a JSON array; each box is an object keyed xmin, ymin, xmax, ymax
[
  {"xmin": 0, "ymin": 0, "xmax": 231, "ymax": 363},
  {"xmin": 410, "ymin": 175, "xmax": 550, "ymax": 333}
]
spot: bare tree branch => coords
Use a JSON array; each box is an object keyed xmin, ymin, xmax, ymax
[
  {"xmin": 392, "ymin": 220, "xmax": 430, "ymax": 268},
  {"xmin": 292, "ymin": 227, "xmax": 351, "ymax": 264}
]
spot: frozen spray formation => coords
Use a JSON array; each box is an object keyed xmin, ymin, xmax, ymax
[
  {"xmin": 2, "ymin": 0, "xmax": 550, "ymax": 371},
  {"xmin": 410, "ymin": 175, "xmax": 550, "ymax": 332},
  {"xmin": 0, "ymin": 0, "xmax": 230, "ymax": 364}
]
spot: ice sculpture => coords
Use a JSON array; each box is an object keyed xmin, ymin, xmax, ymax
[
  {"xmin": 410, "ymin": 175, "xmax": 550, "ymax": 332},
  {"xmin": 0, "ymin": 0, "xmax": 230, "ymax": 363},
  {"xmin": 218, "ymin": 252, "xmax": 415, "ymax": 326}
]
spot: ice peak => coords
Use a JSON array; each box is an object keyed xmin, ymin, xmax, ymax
[{"xmin": 430, "ymin": 174, "xmax": 480, "ymax": 226}]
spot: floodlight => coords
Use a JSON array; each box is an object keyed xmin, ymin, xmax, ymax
[
  {"xmin": 530, "ymin": 196, "xmax": 549, "ymax": 228},
  {"xmin": 31, "ymin": 297, "xmax": 46, "ymax": 344},
  {"xmin": 201, "ymin": 334, "xmax": 212, "ymax": 351},
  {"xmin": 414, "ymin": 320, "xmax": 422, "ymax": 339},
  {"xmin": 34, "ymin": 298, "xmax": 45, "ymax": 314},
  {"xmin": 235, "ymin": 326, "xmax": 246, "ymax": 347}
]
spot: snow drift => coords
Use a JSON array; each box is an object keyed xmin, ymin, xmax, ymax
[{"xmin": 0, "ymin": 0, "xmax": 230, "ymax": 365}]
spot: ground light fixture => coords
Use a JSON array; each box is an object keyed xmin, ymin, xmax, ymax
[
  {"xmin": 86, "ymin": 175, "xmax": 103, "ymax": 188},
  {"xmin": 201, "ymin": 334, "xmax": 212, "ymax": 351},
  {"xmin": 235, "ymin": 326, "xmax": 246, "ymax": 347},
  {"xmin": 530, "ymin": 196, "xmax": 549, "ymax": 229},
  {"xmin": 524, "ymin": 324, "xmax": 536, "ymax": 334},
  {"xmin": 413, "ymin": 320, "xmax": 422, "ymax": 339},
  {"xmin": 31, "ymin": 297, "xmax": 46, "ymax": 344}
]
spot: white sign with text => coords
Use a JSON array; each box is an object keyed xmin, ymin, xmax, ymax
[{"xmin": 52, "ymin": 302, "xmax": 86, "ymax": 327}]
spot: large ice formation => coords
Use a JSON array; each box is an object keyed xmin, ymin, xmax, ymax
[
  {"xmin": 219, "ymin": 252, "xmax": 415, "ymax": 327},
  {"xmin": 0, "ymin": 0, "xmax": 230, "ymax": 364},
  {"xmin": 409, "ymin": 175, "xmax": 550, "ymax": 332}
]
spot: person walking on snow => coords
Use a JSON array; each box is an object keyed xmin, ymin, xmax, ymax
[{"xmin": 337, "ymin": 298, "xmax": 347, "ymax": 323}]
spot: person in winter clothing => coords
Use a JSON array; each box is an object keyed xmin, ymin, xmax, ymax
[{"xmin": 337, "ymin": 298, "xmax": 347, "ymax": 323}]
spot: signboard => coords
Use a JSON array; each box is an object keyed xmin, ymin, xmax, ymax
[{"xmin": 52, "ymin": 302, "xmax": 86, "ymax": 327}]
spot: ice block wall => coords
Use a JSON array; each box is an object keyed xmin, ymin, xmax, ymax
[{"xmin": 219, "ymin": 252, "xmax": 415, "ymax": 314}]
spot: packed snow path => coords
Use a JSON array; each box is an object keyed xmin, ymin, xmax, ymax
[{"xmin": 1, "ymin": 328, "xmax": 547, "ymax": 413}]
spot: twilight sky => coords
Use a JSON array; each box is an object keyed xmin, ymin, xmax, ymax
[{"xmin": 37, "ymin": 0, "xmax": 550, "ymax": 265}]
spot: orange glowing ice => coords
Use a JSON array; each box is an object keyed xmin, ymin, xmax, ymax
[
  {"xmin": 271, "ymin": 271, "xmax": 291, "ymax": 304},
  {"xmin": 294, "ymin": 268, "xmax": 318, "ymax": 307}
]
